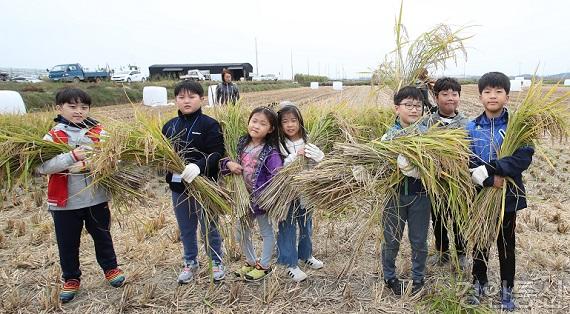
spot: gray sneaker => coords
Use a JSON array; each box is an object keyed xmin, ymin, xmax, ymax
[
  {"xmin": 428, "ymin": 252, "xmax": 450, "ymax": 266},
  {"xmin": 457, "ymin": 255, "xmax": 468, "ymax": 271},
  {"xmin": 178, "ymin": 260, "xmax": 199, "ymax": 284},
  {"xmin": 212, "ymin": 262, "xmax": 226, "ymax": 281},
  {"xmin": 466, "ymin": 281, "xmax": 488, "ymax": 305}
]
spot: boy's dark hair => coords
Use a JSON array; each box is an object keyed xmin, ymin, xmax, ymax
[
  {"xmin": 245, "ymin": 106, "xmax": 279, "ymax": 148},
  {"xmin": 394, "ymin": 86, "xmax": 423, "ymax": 106},
  {"xmin": 434, "ymin": 77, "xmax": 461, "ymax": 96},
  {"xmin": 55, "ymin": 88, "xmax": 92, "ymax": 106},
  {"xmin": 222, "ymin": 69, "xmax": 232, "ymax": 82},
  {"xmin": 277, "ymin": 104, "xmax": 308, "ymax": 154},
  {"xmin": 174, "ymin": 80, "xmax": 204, "ymax": 97},
  {"xmin": 478, "ymin": 72, "xmax": 510, "ymax": 94}
]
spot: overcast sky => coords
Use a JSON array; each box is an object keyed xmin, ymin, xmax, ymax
[{"xmin": 1, "ymin": 0, "xmax": 568, "ymax": 79}]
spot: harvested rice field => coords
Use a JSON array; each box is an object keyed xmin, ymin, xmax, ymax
[{"xmin": 1, "ymin": 85, "xmax": 569, "ymax": 313}]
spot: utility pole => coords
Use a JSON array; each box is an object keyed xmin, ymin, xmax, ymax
[
  {"xmin": 290, "ymin": 49, "xmax": 294, "ymax": 80},
  {"xmin": 255, "ymin": 37, "xmax": 259, "ymax": 76}
]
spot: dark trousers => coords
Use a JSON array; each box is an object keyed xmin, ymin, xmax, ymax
[
  {"xmin": 472, "ymin": 211, "xmax": 517, "ymax": 288},
  {"xmin": 51, "ymin": 202, "xmax": 118, "ymax": 281},
  {"xmin": 431, "ymin": 207, "xmax": 466, "ymax": 256}
]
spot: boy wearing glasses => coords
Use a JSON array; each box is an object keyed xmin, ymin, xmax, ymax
[{"xmin": 380, "ymin": 86, "xmax": 431, "ymax": 296}]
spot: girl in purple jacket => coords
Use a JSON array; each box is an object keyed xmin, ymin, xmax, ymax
[{"xmin": 220, "ymin": 106, "xmax": 283, "ymax": 281}]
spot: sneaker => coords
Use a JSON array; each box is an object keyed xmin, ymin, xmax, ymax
[
  {"xmin": 244, "ymin": 263, "xmax": 272, "ymax": 281},
  {"xmin": 104, "ymin": 268, "xmax": 125, "ymax": 288},
  {"xmin": 501, "ymin": 286, "xmax": 516, "ymax": 311},
  {"xmin": 178, "ymin": 260, "xmax": 199, "ymax": 284},
  {"xmin": 466, "ymin": 281, "xmax": 487, "ymax": 305},
  {"xmin": 287, "ymin": 266, "xmax": 308, "ymax": 282},
  {"xmin": 457, "ymin": 254, "xmax": 468, "ymax": 271},
  {"xmin": 411, "ymin": 279, "xmax": 424, "ymax": 295},
  {"xmin": 234, "ymin": 263, "xmax": 255, "ymax": 278},
  {"xmin": 302, "ymin": 256, "xmax": 324, "ymax": 269},
  {"xmin": 385, "ymin": 278, "xmax": 403, "ymax": 296},
  {"xmin": 212, "ymin": 261, "xmax": 225, "ymax": 281},
  {"xmin": 59, "ymin": 279, "xmax": 80, "ymax": 303},
  {"xmin": 428, "ymin": 252, "xmax": 450, "ymax": 266}
]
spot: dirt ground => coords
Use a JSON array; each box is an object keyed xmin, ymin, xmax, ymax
[{"xmin": 1, "ymin": 85, "xmax": 569, "ymax": 313}]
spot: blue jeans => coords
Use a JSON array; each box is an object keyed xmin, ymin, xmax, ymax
[
  {"xmin": 172, "ymin": 191, "xmax": 223, "ymax": 264},
  {"xmin": 382, "ymin": 194, "xmax": 431, "ymax": 282},
  {"xmin": 277, "ymin": 201, "xmax": 313, "ymax": 267}
]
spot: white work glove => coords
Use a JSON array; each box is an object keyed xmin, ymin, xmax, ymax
[
  {"xmin": 469, "ymin": 165, "xmax": 489, "ymax": 187},
  {"xmin": 68, "ymin": 160, "xmax": 90, "ymax": 173},
  {"xmin": 304, "ymin": 143, "xmax": 325, "ymax": 163},
  {"xmin": 397, "ymin": 154, "xmax": 421, "ymax": 179},
  {"xmin": 181, "ymin": 163, "xmax": 200, "ymax": 183}
]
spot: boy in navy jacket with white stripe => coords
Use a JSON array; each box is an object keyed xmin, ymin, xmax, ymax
[
  {"xmin": 161, "ymin": 81, "xmax": 226, "ymax": 283},
  {"xmin": 466, "ymin": 72, "xmax": 534, "ymax": 311}
]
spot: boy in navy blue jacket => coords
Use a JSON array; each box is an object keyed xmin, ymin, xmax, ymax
[
  {"xmin": 162, "ymin": 81, "xmax": 226, "ymax": 283},
  {"xmin": 466, "ymin": 72, "xmax": 534, "ymax": 311}
]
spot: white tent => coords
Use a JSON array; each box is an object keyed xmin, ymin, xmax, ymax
[
  {"xmin": 0, "ymin": 91, "xmax": 26, "ymax": 114},
  {"xmin": 564, "ymin": 79, "xmax": 570, "ymax": 86},
  {"xmin": 310, "ymin": 82, "xmax": 319, "ymax": 89},
  {"xmin": 515, "ymin": 76, "xmax": 525, "ymax": 81},
  {"xmin": 522, "ymin": 80, "xmax": 532, "ymax": 88},
  {"xmin": 143, "ymin": 86, "xmax": 168, "ymax": 106}
]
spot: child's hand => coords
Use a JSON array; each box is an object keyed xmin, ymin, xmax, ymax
[
  {"xmin": 71, "ymin": 146, "xmax": 92, "ymax": 161},
  {"xmin": 493, "ymin": 175, "xmax": 505, "ymax": 189},
  {"xmin": 228, "ymin": 161, "xmax": 243, "ymax": 175},
  {"xmin": 297, "ymin": 148, "xmax": 305, "ymax": 156}
]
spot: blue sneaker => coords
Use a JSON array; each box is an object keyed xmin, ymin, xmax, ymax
[
  {"xmin": 501, "ymin": 286, "xmax": 516, "ymax": 311},
  {"xmin": 466, "ymin": 281, "xmax": 488, "ymax": 305}
]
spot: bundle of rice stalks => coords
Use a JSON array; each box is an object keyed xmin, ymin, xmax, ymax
[
  {"xmin": 465, "ymin": 81, "xmax": 570, "ymax": 248},
  {"xmin": 295, "ymin": 127, "xmax": 474, "ymax": 222},
  {"xmin": 334, "ymin": 104, "xmax": 396, "ymax": 142},
  {"xmin": 0, "ymin": 129, "xmax": 69, "ymax": 191},
  {"xmin": 92, "ymin": 112, "xmax": 233, "ymax": 217},
  {"xmin": 373, "ymin": 1, "xmax": 471, "ymax": 94},
  {"xmin": 0, "ymin": 121, "xmax": 148, "ymax": 204},
  {"xmin": 211, "ymin": 104, "xmax": 251, "ymax": 219},
  {"xmin": 257, "ymin": 106, "xmax": 344, "ymax": 222}
]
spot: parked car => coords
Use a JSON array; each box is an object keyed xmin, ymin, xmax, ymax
[
  {"xmin": 111, "ymin": 70, "xmax": 147, "ymax": 83},
  {"xmin": 253, "ymin": 74, "xmax": 278, "ymax": 81},
  {"xmin": 11, "ymin": 76, "xmax": 43, "ymax": 83},
  {"xmin": 180, "ymin": 69, "xmax": 211, "ymax": 81},
  {"xmin": 48, "ymin": 63, "xmax": 110, "ymax": 82}
]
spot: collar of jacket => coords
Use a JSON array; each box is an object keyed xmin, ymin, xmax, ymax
[
  {"xmin": 54, "ymin": 115, "xmax": 98, "ymax": 129},
  {"xmin": 177, "ymin": 108, "xmax": 202, "ymax": 121},
  {"xmin": 437, "ymin": 110, "xmax": 459, "ymax": 119},
  {"xmin": 474, "ymin": 108, "xmax": 508, "ymax": 126}
]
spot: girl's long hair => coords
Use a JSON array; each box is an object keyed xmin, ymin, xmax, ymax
[{"xmin": 277, "ymin": 104, "xmax": 308, "ymax": 154}]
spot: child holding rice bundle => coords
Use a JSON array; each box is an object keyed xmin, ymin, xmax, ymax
[
  {"xmin": 162, "ymin": 81, "xmax": 226, "ymax": 283},
  {"xmin": 36, "ymin": 88, "xmax": 125, "ymax": 303},
  {"xmin": 420, "ymin": 77, "xmax": 470, "ymax": 269},
  {"xmin": 275, "ymin": 102, "xmax": 324, "ymax": 282},
  {"xmin": 220, "ymin": 106, "xmax": 282, "ymax": 281},
  {"xmin": 381, "ymin": 86, "xmax": 430, "ymax": 297},
  {"xmin": 466, "ymin": 72, "xmax": 534, "ymax": 311}
]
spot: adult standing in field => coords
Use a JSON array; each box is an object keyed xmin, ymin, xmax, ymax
[
  {"xmin": 420, "ymin": 77, "xmax": 469, "ymax": 270},
  {"xmin": 216, "ymin": 69, "xmax": 240, "ymax": 105}
]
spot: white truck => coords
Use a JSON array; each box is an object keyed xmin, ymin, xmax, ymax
[{"xmin": 180, "ymin": 69, "xmax": 211, "ymax": 81}]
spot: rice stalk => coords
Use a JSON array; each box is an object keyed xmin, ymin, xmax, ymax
[
  {"xmin": 465, "ymin": 81, "xmax": 570, "ymax": 248},
  {"xmin": 373, "ymin": 0, "xmax": 472, "ymax": 94}
]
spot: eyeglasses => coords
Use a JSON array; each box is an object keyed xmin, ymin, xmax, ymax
[{"xmin": 398, "ymin": 101, "xmax": 423, "ymax": 111}]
